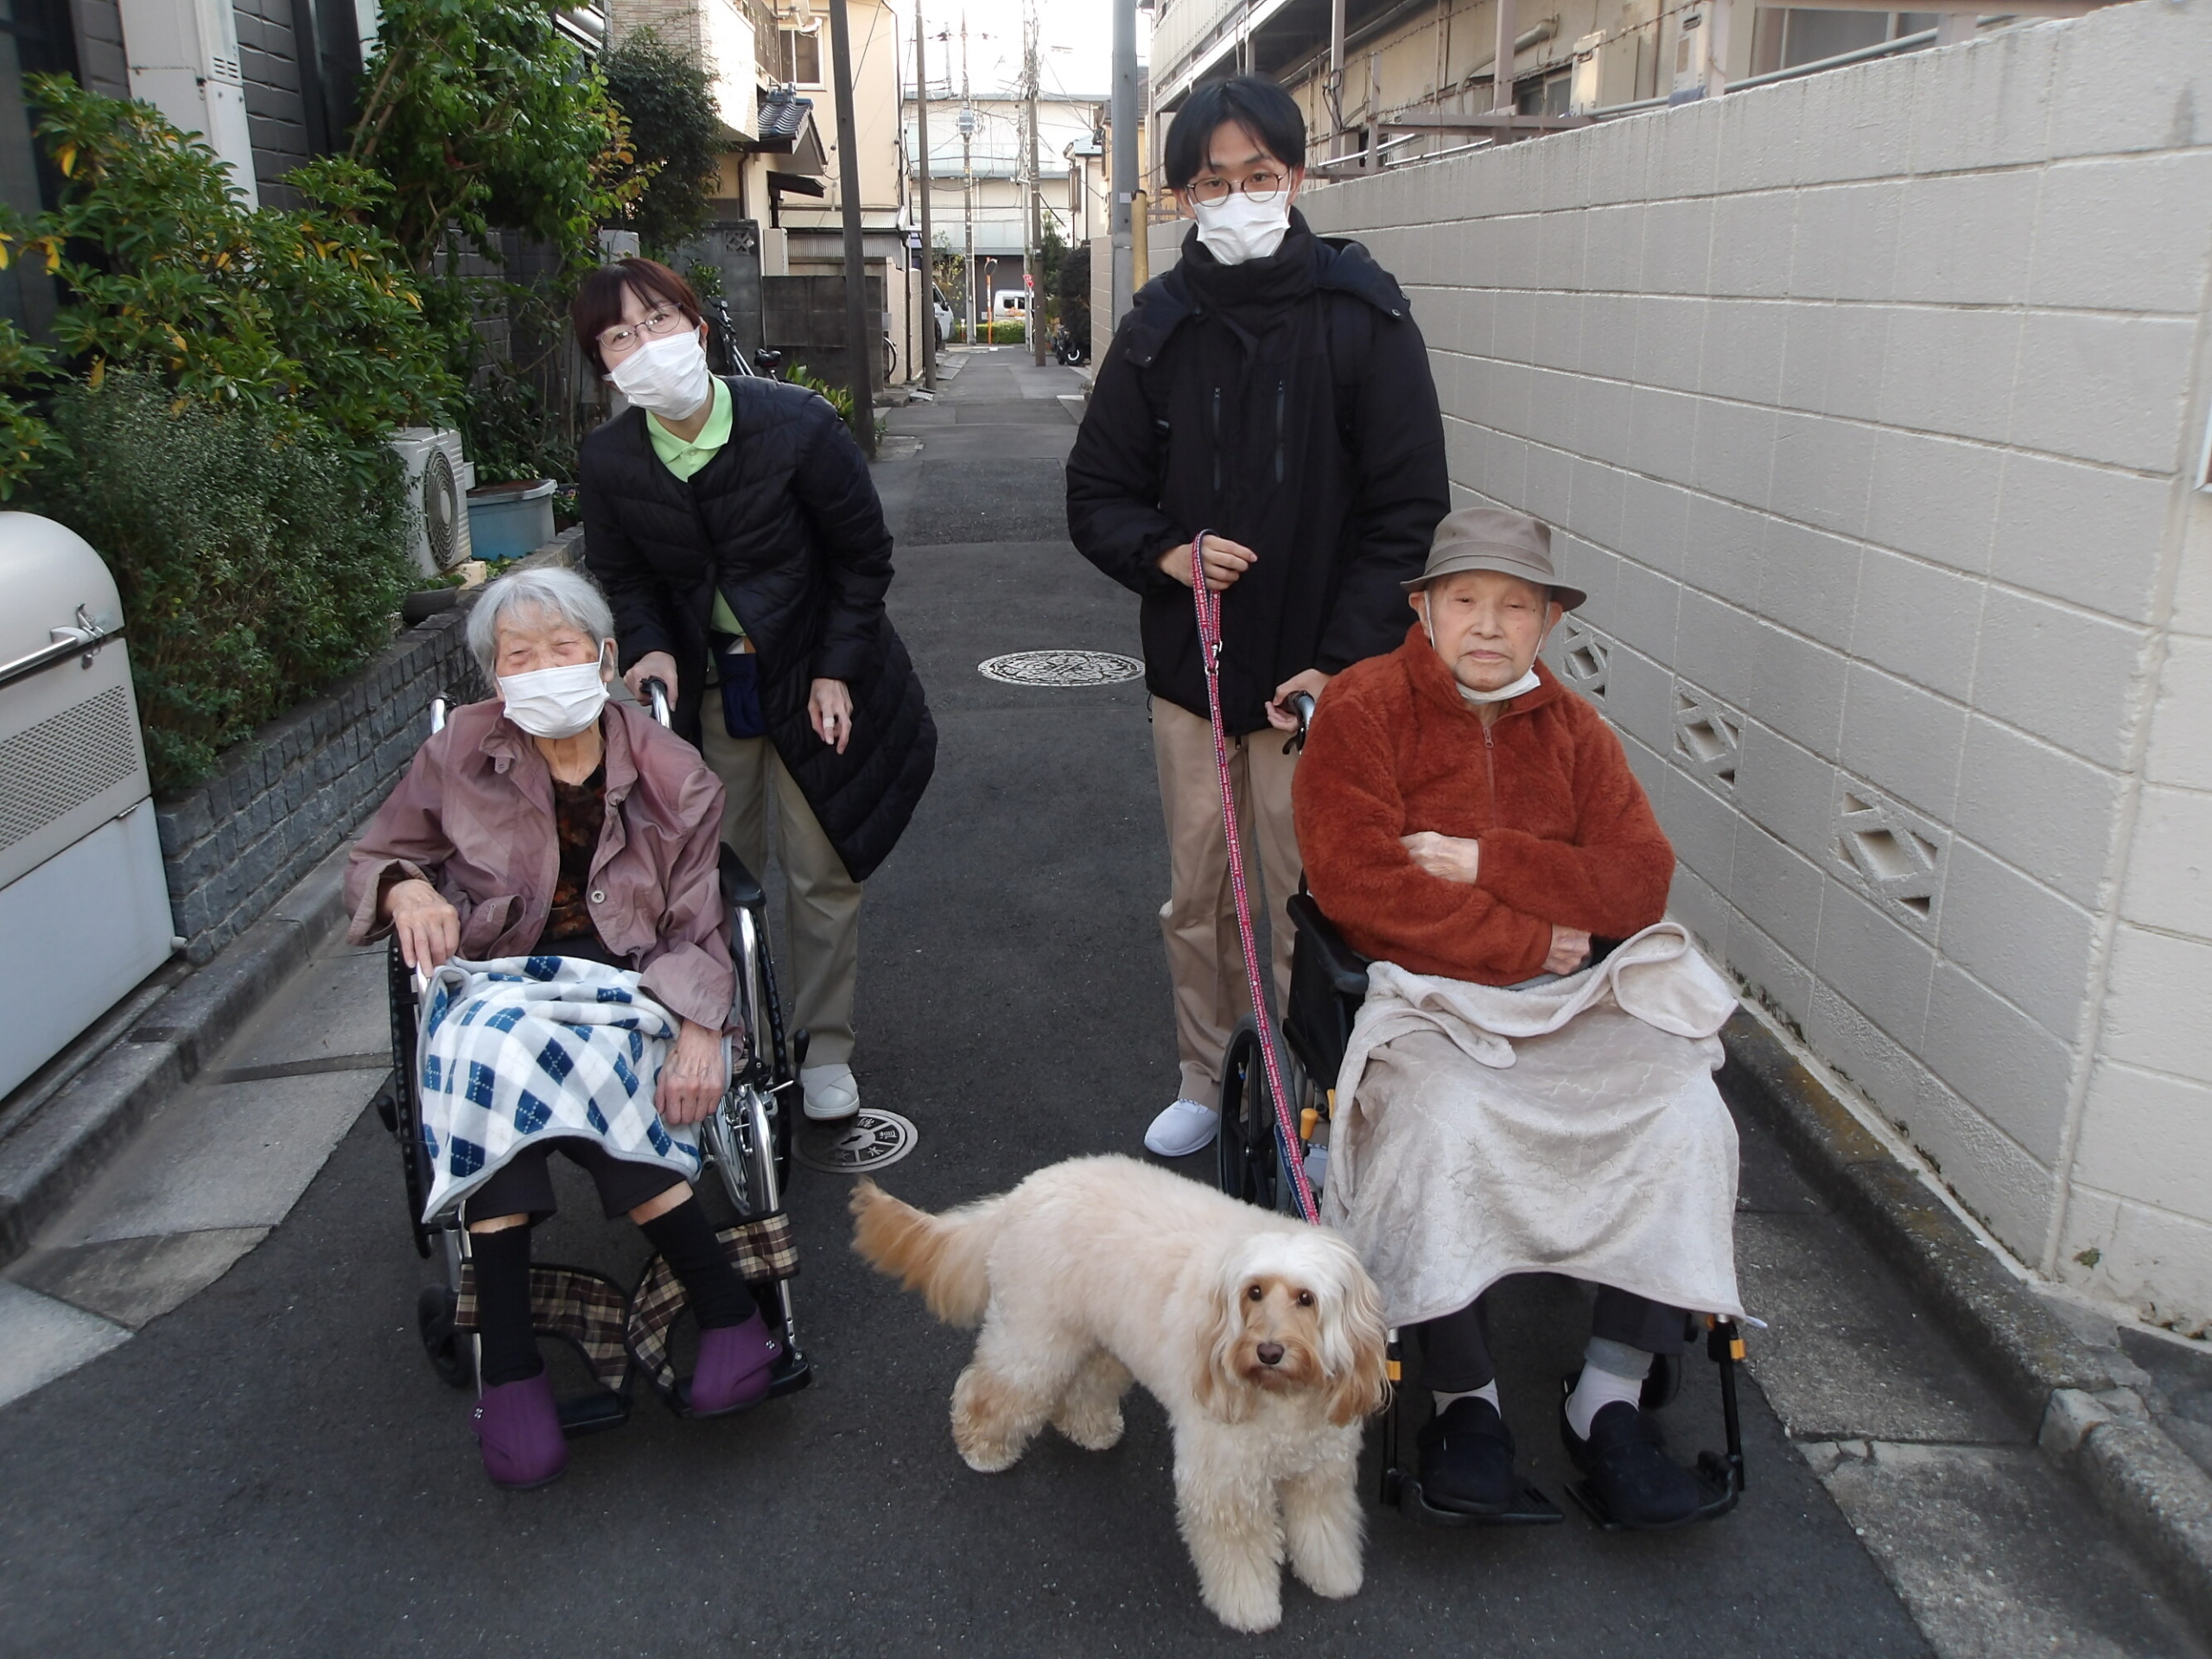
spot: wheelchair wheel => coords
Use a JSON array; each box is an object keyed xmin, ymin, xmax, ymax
[
  {"xmin": 1216, "ymin": 1020, "xmax": 1285, "ymax": 1212},
  {"xmin": 706, "ymin": 1082, "xmax": 782, "ymax": 1221},
  {"xmin": 417, "ymin": 1285, "xmax": 473, "ymax": 1389},
  {"xmin": 387, "ymin": 941, "xmax": 434, "ymax": 1260}
]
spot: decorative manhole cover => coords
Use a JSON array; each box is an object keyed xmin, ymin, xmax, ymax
[
  {"xmin": 978, "ymin": 650, "xmax": 1144, "ymax": 688},
  {"xmin": 795, "ymin": 1108, "xmax": 919, "ymax": 1174}
]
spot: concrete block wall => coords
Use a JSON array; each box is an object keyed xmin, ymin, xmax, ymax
[
  {"xmin": 1300, "ymin": 0, "xmax": 2212, "ymax": 1334},
  {"xmin": 154, "ymin": 608, "xmax": 486, "ymax": 965}
]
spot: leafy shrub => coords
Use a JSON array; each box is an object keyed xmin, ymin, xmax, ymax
[
  {"xmin": 347, "ymin": 0, "xmax": 638, "ymax": 278},
  {"xmin": 21, "ymin": 375, "xmax": 415, "ymax": 794},
  {"xmin": 0, "ymin": 75, "xmax": 455, "ymax": 458},
  {"xmin": 600, "ymin": 29, "xmax": 722, "ymax": 257},
  {"xmin": 785, "ymin": 364, "xmax": 854, "ymax": 420},
  {"xmin": 463, "ymin": 359, "xmax": 574, "ymax": 486}
]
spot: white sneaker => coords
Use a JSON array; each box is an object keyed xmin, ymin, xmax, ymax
[
  {"xmin": 1145, "ymin": 1097, "xmax": 1219, "ymax": 1158},
  {"xmin": 800, "ymin": 1063, "xmax": 861, "ymax": 1122}
]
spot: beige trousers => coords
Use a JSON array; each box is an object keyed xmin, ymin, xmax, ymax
[
  {"xmin": 698, "ymin": 695, "xmax": 861, "ymax": 1066},
  {"xmin": 1150, "ymin": 696, "xmax": 1301, "ymax": 1109}
]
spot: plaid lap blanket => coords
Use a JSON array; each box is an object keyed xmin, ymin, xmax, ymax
[{"xmin": 416, "ymin": 956, "xmax": 702, "ymax": 1224}]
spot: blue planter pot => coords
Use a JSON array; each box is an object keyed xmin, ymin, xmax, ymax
[{"xmin": 466, "ymin": 480, "xmax": 557, "ymax": 564}]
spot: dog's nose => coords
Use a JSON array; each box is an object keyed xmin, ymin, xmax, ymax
[{"xmin": 1257, "ymin": 1342, "xmax": 1285, "ymax": 1367}]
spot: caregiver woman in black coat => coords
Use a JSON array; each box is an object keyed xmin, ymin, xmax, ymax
[{"xmin": 575, "ymin": 257, "xmax": 934, "ymax": 1124}]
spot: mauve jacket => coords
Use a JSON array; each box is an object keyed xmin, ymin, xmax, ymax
[
  {"xmin": 1293, "ymin": 626, "xmax": 1675, "ymax": 984},
  {"xmin": 343, "ymin": 698, "xmax": 734, "ymax": 1029}
]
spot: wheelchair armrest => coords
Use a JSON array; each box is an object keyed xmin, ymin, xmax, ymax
[
  {"xmin": 1287, "ymin": 892, "xmax": 1369, "ymax": 1000},
  {"xmin": 719, "ymin": 844, "xmax": 766, "ymax": 911}
]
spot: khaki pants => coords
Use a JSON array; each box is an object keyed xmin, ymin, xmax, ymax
[
  {"xmin": 699, "ymin": 695, "xmax": 861, "ymax": 1067},
  {"xmin": 1151, "ymin": 696, "xmax": 1301, "ymax": 1109}
]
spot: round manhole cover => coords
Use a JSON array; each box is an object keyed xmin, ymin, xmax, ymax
[
  {"xmin": 978, "ymin": 650, "xmax": 1144, "ymax": 688},
  {"xmin": 795, "ymin": 1108, "xmax": 920, "ymax": 1174}
]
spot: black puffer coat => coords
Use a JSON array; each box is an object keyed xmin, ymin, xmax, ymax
[
  {"xmin": 579, "ymin": 377, "xmax": 935, "ymax": 881},
  {"xmin": 1065, "ymin": 213, "xmax": 1450, "ymax": 734}
]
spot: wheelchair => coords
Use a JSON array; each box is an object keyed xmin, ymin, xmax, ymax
[
  {"xmin": 1212, "ymin": 709, "xmax": 1745, "ymax": 1530},
  {"xmin": 371, "ymin": 681, "xmax": 811, "ymax": 1437}
]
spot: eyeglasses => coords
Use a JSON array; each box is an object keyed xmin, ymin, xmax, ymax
[
  {"xmin": 1186, "ymin": 168, "xmax": 1289, "ymax": 207},
  {"xmin": 597, "ymin": 305, "xmax": 691, "ymax": 356}
]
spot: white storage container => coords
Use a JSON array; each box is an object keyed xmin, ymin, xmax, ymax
[{"xmin": 0, "ymin": 513, "xmax": 176, "ymax": 1099}]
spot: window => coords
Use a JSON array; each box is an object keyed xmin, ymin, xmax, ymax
[
  {"xmin": 1514, "ymin": 68, "xmax": 1572, "ymax": 117},
  {"xmin": 779, "ymin": 27, "xmax": 822, "ymax": 85}
]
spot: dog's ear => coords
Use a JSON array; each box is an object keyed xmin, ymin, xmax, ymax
[
  {"xmin": 1192, "ymin": 1265, "xmax": 1253, "ymax": 1423},
  {"xmin": 1320, "ymin": 1252, "xmax": 1394, "ymax": 1427}
]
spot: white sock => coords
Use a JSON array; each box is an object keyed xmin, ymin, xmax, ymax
[
  {"xmin": 1433, "ymin": 1381, "xmax": 1501, "ymax": 1415},
  {"xmin": 1565, "ymin": 1360, "xmax": 1647, "ymax": 1440}
]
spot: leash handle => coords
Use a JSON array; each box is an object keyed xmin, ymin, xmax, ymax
[{"xmin": 1190, "ymin": 530, "xmax": 1319, "ymax": 1225}]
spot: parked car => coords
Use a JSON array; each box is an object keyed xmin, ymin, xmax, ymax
[{"xmin": 932, "ymin": 286, "xmax": 953, "ymax": 346}]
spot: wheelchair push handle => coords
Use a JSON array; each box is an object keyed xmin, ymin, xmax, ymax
[
  {"xmin": 1281, "ymin": 689, "xmax": 1317, "ymax": 755},
  {"xmin": 641, "ymin": 677, "xmax": 673, "ymax": 730}
]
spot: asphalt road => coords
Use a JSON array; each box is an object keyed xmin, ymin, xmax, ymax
[{"xmin": 0, "ymin": 350, "xmax": 2120, "ymax": 1656}]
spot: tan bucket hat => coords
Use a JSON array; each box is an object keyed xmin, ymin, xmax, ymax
[{"xmin": 1402, "ymin": 506, "xmax": 1586, "ymax": 611}]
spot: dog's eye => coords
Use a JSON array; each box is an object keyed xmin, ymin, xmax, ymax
[
  {"xmin": 1296, "ymin": 1291, "xmax": 1314, "ymax": 1307},
  {"xmin": 1246, "ymin": 1284, "xmax": 1263, "ymax": 1301}
]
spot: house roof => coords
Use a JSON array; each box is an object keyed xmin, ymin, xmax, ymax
[{"xmin": 750, "ymin": 87, "xmax": 829, "ymax": 174}]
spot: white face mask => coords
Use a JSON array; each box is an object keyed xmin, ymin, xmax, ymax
[
  {"xmin": 499, "ymin": 647, "xmax": 611, "ymax": 740},
  {"xmin": 1192, "ymin": 189, "xmax": 1294, "ymax": 265},
  {"xmin": 609, "ymin": 328, "xmax": 713, "ymax": 420},
  {"xmin": 1459, "ymin": 667, "xmax": 1542, "ymax": 705}
]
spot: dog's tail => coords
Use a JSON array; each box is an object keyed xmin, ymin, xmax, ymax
[{"xmin": 849, "ymin": 1179, "xmax": 1004, "ymax": 1326}]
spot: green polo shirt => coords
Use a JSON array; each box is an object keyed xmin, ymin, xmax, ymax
[{"xmin": 646, "ymin": 378, "xmax": 746, "ymax": 639}]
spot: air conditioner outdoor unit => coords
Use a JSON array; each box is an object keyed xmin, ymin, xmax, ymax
[{"xmin": 389, "ymin": 427, "xmax": 473, "ymax": 577}]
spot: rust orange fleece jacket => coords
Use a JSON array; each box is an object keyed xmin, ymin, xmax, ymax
[{"xmin": 1294, "ymin": 623, "xmax": 1675, "ymax": 983}]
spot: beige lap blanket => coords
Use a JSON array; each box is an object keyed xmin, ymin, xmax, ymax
[{"xmin": 1318, "ymin": 923, "xmax": 1745, "ymax": 1328}]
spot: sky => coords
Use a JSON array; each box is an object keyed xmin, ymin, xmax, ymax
[{"xmin": 885, "ymin": 0, "xmax": 1147, "ymax": 102}]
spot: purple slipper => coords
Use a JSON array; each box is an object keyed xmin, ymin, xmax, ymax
[
  {"xmin": 686, "ymin": 1310, "xmax": 783, "ymax": 1417},
  {"xmin": 472, "ymin": 1372, "xmax": 568, "ymax": 1489}
]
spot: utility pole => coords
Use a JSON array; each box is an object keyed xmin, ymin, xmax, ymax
[
  {"xmin": 1109, "ymin": 0, "xmax": 1136, "ymax": 326},
  {"xmin": 828, "ymin": 0, "xmax": 874, "ymax": 454},
  {"xmin": 1026, "ymin": 2, "xmax": 1045, "ymax": 365},
  {"xmin": 961, "ymin": 14, "xmax": 976, "ymax": 346},
  {"xmin": 915, "ymin": 0, "xmax": 936, "ymax": 389}
]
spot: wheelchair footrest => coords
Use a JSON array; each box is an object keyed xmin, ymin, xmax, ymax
[
  {"xmin": 767, "ymin": 1348, "xmax": 811, "ymax": 1398},
  {"xmin": 557, "ymin": 1388, "xmax": 632, "ymax": 1440},
  {"xmin": 1384, "ymin": 1468, "xmax": 1565, "ymax": 1528},
  {"xmin": 1564, "ymin": 1452, "xmax": 1740, "ymax": 1531}
]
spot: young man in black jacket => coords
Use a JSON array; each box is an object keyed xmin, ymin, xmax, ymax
[{"xmin": 1066, "ymin": 76, "xmax": 1450, "ymax": 1157}]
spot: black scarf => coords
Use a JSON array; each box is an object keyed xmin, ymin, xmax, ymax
[{"xmin": 1177, "ymin": 209, "xmax": 1319, "ymax": 338}]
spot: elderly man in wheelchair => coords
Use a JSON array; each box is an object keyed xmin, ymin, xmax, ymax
[
  {"xmin": 346, "ymin": 566, "xmax": 783, "ymax": 1490},
  {"xmin": 1290, "ymin": 507, "xmax": 1745, "ymax": 1532}
]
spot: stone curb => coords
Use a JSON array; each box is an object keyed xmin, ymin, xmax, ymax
[
  {"xmin": 0, "ymin": 842, "xmax": 354, "ymax": 1268},
  {"xmin": 1720, "ymin": 1011, "xmax": 2212, "ymax": 1638}
]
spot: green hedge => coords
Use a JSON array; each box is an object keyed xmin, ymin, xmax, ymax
[{"xmin": 21, "ymin": 375, "xmax": 415, "ymax": 795}]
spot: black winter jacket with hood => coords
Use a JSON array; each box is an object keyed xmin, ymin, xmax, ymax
[
  {"xmin": 579, "ymin": 376, "xmax": 935, "ymax": 882},
  {"xmin": 1065, "ymin": 211, "xmax": 1450, "ymax": 734}
]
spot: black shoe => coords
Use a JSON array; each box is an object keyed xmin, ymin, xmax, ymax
[
  {"xmin": 1417, "ymin": 1395, "xmax": 1520, "ymax": 1516},
  {"xmin": 1562, "ymin": 1395, "xmax": 1701, "ymax": 1529}
]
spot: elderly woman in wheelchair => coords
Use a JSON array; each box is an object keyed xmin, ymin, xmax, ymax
[
  {"xmin": 1290, "ymin": 507, "xmax": 1745, "ymax": 1532},
  {"xmin": 346, "ymin": 565, "xmax": 779, "ymax": 1490}
]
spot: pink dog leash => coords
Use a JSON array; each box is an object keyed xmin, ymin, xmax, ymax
[{"xmin": 1190, "ymin": 529, "xmax": 1319, "ymax": 1225}]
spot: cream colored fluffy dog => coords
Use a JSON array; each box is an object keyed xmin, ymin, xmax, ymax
[{"xmin": 850, "ymin": 1154, "xmax": 1390, "ymax": 1633}]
